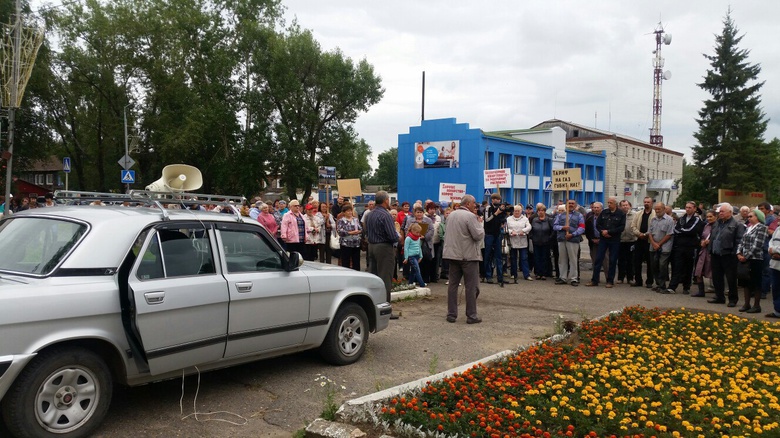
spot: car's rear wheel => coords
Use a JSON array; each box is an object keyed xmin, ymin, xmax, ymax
[
  {"xmin": 1, "ymin": 347, "xmax": 112, "ymax": 438},
  {"xmin": 320, "ymin": 303, "xmax": 369, "ymax": 365}
]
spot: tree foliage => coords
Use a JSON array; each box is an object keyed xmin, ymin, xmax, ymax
[
  {"xmin": 371, "ymin": 147, "xmax": 398, "ymax": 190},
  {"xmin": 5, "ymin": 0, "xmax": 382, "ymax": 198},
  {"xmin": 690, "ymin": 10, "xmax": 776, "ymax": 204}
]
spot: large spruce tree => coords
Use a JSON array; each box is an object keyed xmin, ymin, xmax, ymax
[{"xmin": 690, "ymin": 10, "xmax": 775, "ymax": 204}]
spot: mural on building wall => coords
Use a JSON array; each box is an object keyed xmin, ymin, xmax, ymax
[{"xmin": 414, "ymin": 140, "xmax": 459, "ymax": 169}]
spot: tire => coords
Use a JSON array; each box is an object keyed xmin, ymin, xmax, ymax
[
  {"xmin": 1, "ymin": 347, "xmax": 113, "ymax": 438},
  {"xmin": 319, "ymin": 303, "xmax": 369, "ymax": 365}
]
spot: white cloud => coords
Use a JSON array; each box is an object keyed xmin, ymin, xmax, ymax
[{"xmin": 283, "ymin": 0, "xmax": 780, "ymax": 168}]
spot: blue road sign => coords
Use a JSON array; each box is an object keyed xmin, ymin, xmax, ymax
[
  {"xmin": 121, "ymin": 170, "xmax": 136, "ymax": 184},
  {"xmin": 484, "ymin": 189, "xmax": 492, "ymax": 196},
  {"xmin": 63, "ymin": 157, "xmax": 71, "ymax": 173},
  {"xmin": 544, "ymin": 181, "xmax": 553, "ymax": 192}
]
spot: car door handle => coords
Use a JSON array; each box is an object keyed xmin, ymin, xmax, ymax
[
  {"xmin": 236, "ymin": 282, "xmax": 253, "ymax": 293},
  {"xmin": 144, "ymin": 291, "xmax": 165, "ymax": 304}
]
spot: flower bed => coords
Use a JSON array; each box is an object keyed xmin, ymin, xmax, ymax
[{"xmin": 380, "ymin": 306, "xmax": 780, "ymax": 437}]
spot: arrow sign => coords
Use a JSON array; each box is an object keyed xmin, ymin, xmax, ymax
[
  {"xmin": 63, "ymin": 157, "xmax": 71, "ymax": 173},
  {"xmin": 121, "ymin": 170, "xmax": 135, "ymax": 184},
  {"xmin": 543, "ymin": 181, "xmax": 553, "ymax": 192}
]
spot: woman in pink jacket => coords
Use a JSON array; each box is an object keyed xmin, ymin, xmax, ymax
[
  {"xmin": 281, "ymin": 200, "xmax": 306, "ymax": 256},
  {"xmin": 257, "ymin": 202, "xmax": 278, "ymax": 236}
]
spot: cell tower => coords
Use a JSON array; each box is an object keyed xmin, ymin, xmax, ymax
[{"xmin": 649, "ymin": 23, "xmax": 672, "ymax": 147}]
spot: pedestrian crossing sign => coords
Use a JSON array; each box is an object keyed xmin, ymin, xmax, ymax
[{"xmin": 121, "ymin": 170, "xmax": 135, "ymax": 184}]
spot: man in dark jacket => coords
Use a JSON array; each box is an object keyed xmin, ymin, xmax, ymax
[
  {"xmin": 665, "ymin": 201, "xmax": 704, "ymax": 294},
  {"xmin": 483, "ymin": 193, "xmax": 510, "ymax": 286},
  {"xmin": 708, "ymin": 202, "xmax": 746, "ymax": 306},
  {"xmin": 586, "ymin": 197, "xmax": 626, "ymax": 287}
]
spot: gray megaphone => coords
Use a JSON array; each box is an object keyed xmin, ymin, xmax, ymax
[{"xmin": 145, "ymin": 164, "xmax": 203, "ymax": 192}]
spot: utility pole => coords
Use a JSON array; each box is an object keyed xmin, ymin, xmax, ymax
[{"xmin": 3, "ymin": 0, "xmax": 21, "ymax": 217}]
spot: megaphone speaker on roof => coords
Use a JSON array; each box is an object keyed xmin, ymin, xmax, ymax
[{"xmin": 145, "ymin": 164, "xmax": 203, "ymax": 192}]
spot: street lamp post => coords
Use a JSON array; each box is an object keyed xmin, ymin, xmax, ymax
[{"xmin": 123, "ymin": 104, "xmax": 131, "ymax": 193}]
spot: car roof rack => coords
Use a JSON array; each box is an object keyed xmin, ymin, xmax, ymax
[{"xmin": 53, "ymin": 190, "xmax": 247, "ymax": 222}]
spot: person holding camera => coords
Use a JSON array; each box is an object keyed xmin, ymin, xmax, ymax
[{"xmin": 483, "ymin": 193, "xmax": 511, "ymax": 287}]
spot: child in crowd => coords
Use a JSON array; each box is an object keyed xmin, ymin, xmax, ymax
[{"xmin": 403, "ymin": 222, "xmax": 426, "ymax": 287}]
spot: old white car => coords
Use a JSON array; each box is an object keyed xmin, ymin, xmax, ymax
[{"xmin": 0, "ymin": 191, "xmax": 391, "ymax": 438}]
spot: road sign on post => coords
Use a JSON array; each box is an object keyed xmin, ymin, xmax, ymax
[
  {"xmin": 118, "ymin": 154, "xmax": 135, "ymax": 170},
  {"xmin": 63, "ymin": 157, "xmax": 71, "ymax": 173},
  {"xmin": 121, "ymin": 170, "xmax": 135, "ymax": 184}
]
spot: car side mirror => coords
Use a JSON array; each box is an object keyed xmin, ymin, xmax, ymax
[{"xmin": 286, "ymin": 251, "xmax": 303, "ymax": 271}]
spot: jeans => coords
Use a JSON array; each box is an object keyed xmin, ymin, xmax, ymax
[
  {"xmin": 509, "ymin": 248, "xmax": 530, "ymax": 279},
  {"xmin": 484, "ymin": 234, "xmax": 504, "ymax": 281},
  {"xmin": 407, "ymin": 255, "xmax": 425, "ymax": 286},
  {"xmin": 591, "ymin": 239, "xmax": 620, "ymax": 284}
]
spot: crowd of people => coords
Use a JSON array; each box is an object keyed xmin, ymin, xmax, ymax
[{"xmin": 10, "ymin": 189, "xmax": 779, "ymax": 323}]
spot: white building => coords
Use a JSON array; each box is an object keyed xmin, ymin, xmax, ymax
[{"xmin": 533, "ymin": 120, "xmax": 684, "ymax": 207}]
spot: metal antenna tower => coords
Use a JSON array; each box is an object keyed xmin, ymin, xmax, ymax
[{"xmin": 650, "ymin": 23, "xmax": 672, "ymax": 147}]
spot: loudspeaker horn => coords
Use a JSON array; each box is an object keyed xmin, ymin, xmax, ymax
[{"xmin": 145, "ymin": 164, "xmax": 203, "ymax": 192}]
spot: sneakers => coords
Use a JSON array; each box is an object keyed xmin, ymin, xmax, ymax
[{"xmin": 525, "ymin": 276, "xmax": 534, "ymax": 281}]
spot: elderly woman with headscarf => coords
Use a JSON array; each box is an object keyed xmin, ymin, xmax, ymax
[{"xmin": 736, "ymin": 208, "xmax": 768, "ymax": 313}]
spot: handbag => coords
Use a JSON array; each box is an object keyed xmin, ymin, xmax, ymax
[
  {"xmin": 422, "ymin": 241, "xmax": 433, "ymax": 261},
  {"xmin": 329, "ymin": 231, "xmax": 340, "ymax": 251}
]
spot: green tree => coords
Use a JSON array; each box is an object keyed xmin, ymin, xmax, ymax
[
  {"xmin": 691, "ymin": 10, "xmax": 775, "ymax": 204},
  {"xmin": 372, "ymin": 147, "xmax": 398, "ymax": 190},
  {"xmin": 675, "ymin": 159, "xmax": 708, "ymax": 208},
  {"xmin": 254, "ymin": 25, "xmax": 383, "ymax": 201}
]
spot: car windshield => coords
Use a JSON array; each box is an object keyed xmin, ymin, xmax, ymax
[{"xmin": 0, "ymin": 217, "xmax": 87, "ymax": 275}]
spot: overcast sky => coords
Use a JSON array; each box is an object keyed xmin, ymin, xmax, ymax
[{"xmin": 282, "ymin": 0, "xmax": 780, "ymax": 168}]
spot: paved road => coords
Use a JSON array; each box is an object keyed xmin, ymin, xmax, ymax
[{"xmin": 3, "ymin": 261, "xmax": 774, "ymax": 437}]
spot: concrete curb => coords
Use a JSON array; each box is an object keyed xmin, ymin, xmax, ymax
[{"xmin": 390, "ymin": 287, "xmax": 430, "ymax": 301}]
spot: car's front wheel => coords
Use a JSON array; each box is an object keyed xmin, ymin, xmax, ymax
[
  {"xmin": 1, "ymin": 347, "xmax": 112, "ymax": 438},
  {"xmin": 320, "ymin": 303, "xmax": 369, "ymax": 365}
]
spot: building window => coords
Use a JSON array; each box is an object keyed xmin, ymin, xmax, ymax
[
  {"xmin": 513, "ymin": 189, "xmax": 522, "ymax": 206},
  {"xmin": 46, "ymin": 174, "xmax": 53, "ymax": 185},
  {"xmin": 625, "ymin": 165, "xmax": 632, "ymax": 178},
  {"xmin": 484, "ymin": 152, "xmax": 492, "ymax": 170},
  {"xmin": 35, "ymin": 174, "xmax": 44, "ymax": 185},
  {"xmin": 528, "ymin": 158, "xmax": 539, "ymax": 176},
  {"xmin": 544, "ymin": 159, "xmax": 552, "ymax": 176},
  {"xmin": 499, "ymin": 153, "xmax": 510, "ymax": 170},
  {"xmin": 573, "ymin": 129, "xmax": 580, "ymax": 137},
  {"xmin": 500, "ymin": 188, "xmax": 510, "ymax": 203},
  {"xmin": 596, "ymin": 166, "xmax": 604, "ymax": 181},
  {"xmin": 514, "ymin": 156, "xmax": 523, "ymax": 174},
  {"xmin": 528, "ymin": 190, "xmax": 536, "ymax": 206}
]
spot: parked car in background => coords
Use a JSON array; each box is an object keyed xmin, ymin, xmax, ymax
[{"xmin": 0, "ymin": 191, "xmax": 391, "ymax": 438}]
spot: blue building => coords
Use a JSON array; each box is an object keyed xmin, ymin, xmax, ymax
[{"xmin": 398, "ymin": 118, "xmax": 605, "ymax": 207}]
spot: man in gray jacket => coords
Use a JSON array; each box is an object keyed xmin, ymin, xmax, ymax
[{"xmin": 443, "ymin": 194, "xmax": 485, "ymax": 324}]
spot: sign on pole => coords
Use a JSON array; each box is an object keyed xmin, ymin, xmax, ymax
[
  {"xmin": 121, "ymin": 170, "xmax": 136, "ymax": 184},
  {"xmin": 118, "ymin": 154, "xmax": 135, "ymax": 170},
  {"xmin": 318, "ymin": 166, "xmax": 336, "ymax": 186},
  {"xmin": 439, "ymin": 183, "xmax": 466, "ymax": 203},
  {"xmin": 543, "ymin": 181, "xmax": 553, "ymax": 192},
  {"xmin": 63, "ymin": 157, "xmax": 71, "ymax": 173},
  {"xmin": 483, "ymin": 168, "xmax": 511, "ymax": 188},
  {"xmin": 551, "ymin": 169, "xmax": 583, "ymax": 191}
]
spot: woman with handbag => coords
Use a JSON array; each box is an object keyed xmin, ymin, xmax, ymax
[{"xmin": 736, "ymin": 209, "xmax": 768, "ymax": 313}]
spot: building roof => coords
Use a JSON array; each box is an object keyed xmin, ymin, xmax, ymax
[
  {"xmin": 532, "ymin": 119, "xmax": 684, "ymax": 157},
  {"xmin": 24, "ymin": 156, "xmax": 65, "ymax": 172},
  {"xmin": 483, "ymin": 128, "xmax": 607, "ymax": 157}
]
